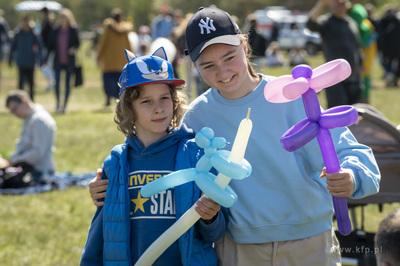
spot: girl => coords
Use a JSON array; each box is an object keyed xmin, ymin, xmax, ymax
[
  {"xmin": 47, "ymin": 8, "xmax": 80, "ymax": 113},
  {"xmin": 182, "ymin": 6, "xmax": 379, "ymax": 266},
  {"xmin": 80, "ymin": 47, "xmax": 226, "ymax": 266}
]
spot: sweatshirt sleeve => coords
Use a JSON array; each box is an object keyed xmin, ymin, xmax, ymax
[
  {"xmin": 305, "ymin": 126, "xmax": 381, "ymax": 199},
  {"xmin": 332, "ymin": 127, "xmax": 381, "ymax": 199},
  {"xmin": 196, "ymin": 207, "xmax": 228, "ymax": 243}
]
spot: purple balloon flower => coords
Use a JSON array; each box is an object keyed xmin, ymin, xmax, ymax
[{"xmin": 264, "ymin": 59, "xmax": 358, "ymax": 236}]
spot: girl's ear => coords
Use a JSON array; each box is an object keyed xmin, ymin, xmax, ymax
[{"xmin": 124, "ymin": 49, "xmax": 136, "ymax": 62}]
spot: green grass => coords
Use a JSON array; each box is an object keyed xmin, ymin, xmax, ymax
[{"xmin": 0, "ymin": 42, "xmax": 399, "ymax": 265}]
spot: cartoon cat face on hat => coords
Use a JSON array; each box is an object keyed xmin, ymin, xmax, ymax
[{"xmin": 118, "ymin": 47, "xmax": 185, "ymax": 94}]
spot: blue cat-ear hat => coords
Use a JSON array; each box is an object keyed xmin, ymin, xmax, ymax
[{"xmin": 118, "ymin": 47, "xmax": 185, "ymax": 94}]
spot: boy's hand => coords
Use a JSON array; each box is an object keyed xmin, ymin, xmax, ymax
[
  {"xmin": 196, "ymin": 196, "xmax": 221, "ymax": 222},
  {"xmin": 89, "ymin": 168, "xmax": 108, "ymax": 206},
  {"xmin": 320, "ymin": 168, "xmax": 355, "ymax": 197}
]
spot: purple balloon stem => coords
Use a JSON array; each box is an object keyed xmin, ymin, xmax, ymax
[
  {"xmin": 317, "ymin": 128, "xmax": 340, "ymax": 173},
  {"xmin": 317, "ymin": 128, "xmax": 351, "ymax": 235},
  {"xmin": 301, "ymin": 89, "xmax": 321, "ymax": 122}
]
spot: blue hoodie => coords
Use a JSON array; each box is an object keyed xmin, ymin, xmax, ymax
[{"xmin": 80, "ymin": 124, "xmax": 227, "ymax": 265}]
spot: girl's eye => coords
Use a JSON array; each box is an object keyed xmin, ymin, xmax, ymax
[{"xmin": 225, "ymin": 56, "xmax": 234, "ymax": 62}]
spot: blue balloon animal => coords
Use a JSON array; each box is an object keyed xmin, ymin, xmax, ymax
[{"xmin": 141, "ymin": 127, "xmax": 252, "ymax": 207}]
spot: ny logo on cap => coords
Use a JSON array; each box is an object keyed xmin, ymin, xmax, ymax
[{"xmin": 198, "ymin": 17, "xmax": 216, "ymax": 34}]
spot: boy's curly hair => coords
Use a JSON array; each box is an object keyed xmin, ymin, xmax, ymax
[{"xmin": 114, "ymin": 85, "xmax": 187, "ymax": 138}]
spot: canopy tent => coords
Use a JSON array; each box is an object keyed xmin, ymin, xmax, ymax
[{"xmin": 14, "ymin": 1, "xmax": 62, "ymax": 12}]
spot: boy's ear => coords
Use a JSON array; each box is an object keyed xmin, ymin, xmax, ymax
[
  {"xmin": 124, "ymin": 49, "xmax": 136, "ymax": 62},
  {"xmin": 152, "ymin": 47, "xmax": 168, "ymax": 61}
]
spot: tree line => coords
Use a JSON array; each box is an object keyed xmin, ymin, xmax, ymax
[{"xmin": 2, "ymin": 0, "xmax": 397, "ymax": 32}]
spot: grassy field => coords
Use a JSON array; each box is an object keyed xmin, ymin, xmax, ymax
[{"xmin": 0, "ymin": 41, "xmax": 399, "ymax": 265}]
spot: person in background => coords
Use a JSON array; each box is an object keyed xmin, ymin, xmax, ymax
[
  {"xmin": 377, "ymin": 5, "xmax": 400, "ymax": 87},
  {"xmin": 4, "ymin": 90, "xmax": 56, "ymax": 186},
  {"xmin": 288, "ymin": 45, "xmax": 309, "ymax": 66},
  {"xmin": 9, "ymin": 15, "xmax": 43, "ymax": 101},
  {"xmin": 97, "ymin": 8, "xmax": 133, "ymax": 106},
  {"xmin": 375, "ymin": 208, "xmax": 400, "ymax": 266},
  {"xmin": 47, "ymin": 8, "xmax": 80, "ymax": 113},
  {"xmin": 39, "ymin": 7, "xmax": 55, "ymax": 92},
  {"xmin": 347, "ymin": 2, "xmax": 378, "ymax": 103},
  {"xmin": 245, "ymin": 13, "xmax": 268, "ymax": 72},
  {"xmin": 307, "ymin": 0, "xmax": 364, "ymax": 108},
  {"xmin": 265, "ymin": 41, "xmax": 285, "ymax": 67},
  {"xmin": 80, "ymin": 47, "xmax": 226, "ymax": 265},
  {"xmin": 151, "ymin": 4, "xmax": 174, "ymax": 40},
  {"xmin": 0, "ymin": 9, "xmax": 10, "ymax": 64},
  {"xmin": 138, "ymin": 24, "xmax": 152, "ymax": 48}
]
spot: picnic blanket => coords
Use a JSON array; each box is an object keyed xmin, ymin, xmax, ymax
[{"xmin": 0, "ymin": 171, "xmax": 96, "ymax": 195}]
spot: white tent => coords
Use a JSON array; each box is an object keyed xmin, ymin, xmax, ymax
[{"xmin": 15, "ymin": 1, "xmax": 62, "ymax": 12}]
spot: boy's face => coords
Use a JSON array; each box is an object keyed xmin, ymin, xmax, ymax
[
  {"xmin": 194, "ymin": 43, "xmax": 252, "ymax": 100},
  {"xmin": 132, "ymin": 84, "xmax": 174, "ymax": 145}
]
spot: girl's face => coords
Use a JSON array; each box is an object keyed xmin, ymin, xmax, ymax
[
  {"xmin": 194, "ymin": 43, "xmax": 260, "ymax": 100},
  {"xmin": 132, "ymin": 84, "xmax": 174, "ymax": 147}
]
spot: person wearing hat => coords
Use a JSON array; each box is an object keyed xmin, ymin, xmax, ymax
[
  {"xmin": 80, "ymin": 47, "xmax": 227, "ymax": 266},
  {"xmin": 88, "ymin": 7, "xmax": 380, "ymax": 265},
  {"xmin": 182, "ymin": 6, "xmax": 379, "ymax": 265}
]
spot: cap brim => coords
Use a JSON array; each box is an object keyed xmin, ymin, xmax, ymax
[
  {"xmin": 189, "ymin": 34, "xmax": 241, "ymax": 62},
  {"xmin": 124, "ymin": 79, "xmax": 185, "ymax": 90}
]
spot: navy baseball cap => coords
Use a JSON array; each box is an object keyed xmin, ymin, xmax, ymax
[{"xmin": 185, "ymin": 7, "xmax": 241, "ymax": 62}]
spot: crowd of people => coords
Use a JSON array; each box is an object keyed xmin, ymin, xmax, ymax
[
  {"xmin": 0, "ymin": 2, "xmax": 399, "ymax": 265},
  {"xmin": 3, "ymin": 7, "xmax": 81, "ymax": 113},
  {"xmin": 1, "ymin": 3, "xmax": 399, "ymax": 108}
]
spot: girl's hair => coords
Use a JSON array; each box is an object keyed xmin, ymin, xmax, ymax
[
  {"xmin": 58, "ymin": 8, "xmax": 77, "ymax": 28},
  {"xmin": 240, "ymin": 34, "xmax": 258, "ymax": 78},
  {"xmin": 114, "ymin": 85, "xmax": 187, "ymax": 138}
]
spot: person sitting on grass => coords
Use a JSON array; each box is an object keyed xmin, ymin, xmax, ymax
[{"xmin": 2, "ymin": 90, "xmax": 56, "ymax": 188}]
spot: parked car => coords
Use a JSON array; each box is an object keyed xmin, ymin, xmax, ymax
[
  {"xmin": 276, "ymin": 14, "xmax": 322, "ymax": 55},
  {"xmin": 251, "ymin": 6, "xmax": 291, "ymax": 40},
  {"xmin": 250, "ymin": 7, "xmax": 322, "ymax": 55}
]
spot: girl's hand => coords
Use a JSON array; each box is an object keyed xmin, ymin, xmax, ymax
[
  {"xmin": 89, "ymin": 168, "xmax": 108, "ymax": 206},
  {"xmin": 320, "ymin": 168, "xmax": 355, "ymax": 197}
]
